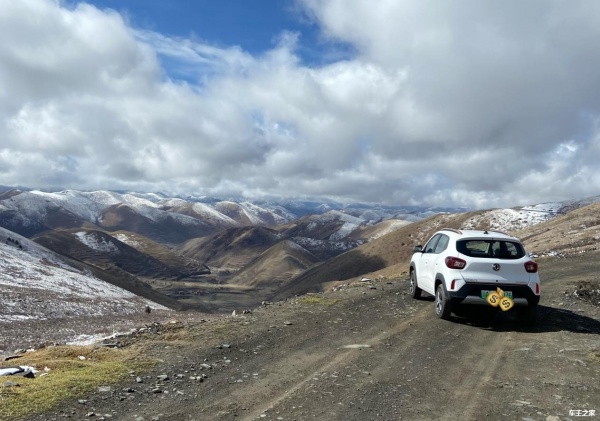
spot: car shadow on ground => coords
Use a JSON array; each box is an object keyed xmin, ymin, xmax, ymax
[{"xmin": 448, "ymin": 305, "xmax": 600, "ymax": 334}]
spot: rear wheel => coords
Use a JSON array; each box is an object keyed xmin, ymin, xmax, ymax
[
  {"xmin": 435, "ymin": 284, "xmax": 452, "ymax": 320},
  {"xmin": 409, "ymin": 270, "xmax": 422, "ymax": 299}
]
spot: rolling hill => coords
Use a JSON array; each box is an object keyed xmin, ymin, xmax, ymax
[
  {"xmin": 177, "ymin": 226, "xmax": 282, "ymax": 272},
  {"xmin": 228, "ymin": 240, "xmax": 319, "ymax": 288}
]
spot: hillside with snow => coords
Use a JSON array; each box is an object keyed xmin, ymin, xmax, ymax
[{"xmin": 0, "ymin": 227, "xmax": 167, "ymax": 326}]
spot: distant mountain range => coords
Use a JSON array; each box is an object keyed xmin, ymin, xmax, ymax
[{"xmin": 1, "ymin": 186, "xmax": 599, "ymax": 318}]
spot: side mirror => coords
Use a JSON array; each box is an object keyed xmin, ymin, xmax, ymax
[{"xmin": 413, "ymin": 245, "xmax": 423, "ymax": 253}]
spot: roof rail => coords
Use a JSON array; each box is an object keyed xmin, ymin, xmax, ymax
[
  {"xmin": 483, "ymin": 229, "xmax": 510, "ymax": 236},
  {"xmin": 441, "ymin": 228, "xmax": 462, "ymax": 234}
]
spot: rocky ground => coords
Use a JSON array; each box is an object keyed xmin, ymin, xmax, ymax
[{"xmin": 2, "ymin": 253, "xmax": 600, "ymax": 421}]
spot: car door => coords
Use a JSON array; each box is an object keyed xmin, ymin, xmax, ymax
[{"xmin": 417, "ymin": 234, "xmax": 441, "ymax": 295}]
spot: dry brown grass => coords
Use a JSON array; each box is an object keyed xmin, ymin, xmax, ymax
[{"xmin": 0, "ymin": 345, "xmax": 155, "ymax": 420}]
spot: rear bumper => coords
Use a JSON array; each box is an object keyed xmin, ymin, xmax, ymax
[{"xmin": 448, "ymin": 282, "xmax": 540, "ymax": 306}]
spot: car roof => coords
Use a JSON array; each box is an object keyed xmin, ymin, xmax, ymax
[{"xmin": 439, "ymin": 228, "xmax": 519, "ymax": 241}]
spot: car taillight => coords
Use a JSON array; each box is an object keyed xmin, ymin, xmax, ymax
[
  {"xmin": 524, "ymin": 261, "xmax": 538, "ymax": 273},
  {"xmin": 445, "ymin": 256, "xmax": 466, "ymax": 269},
  {"xmin": 535, "ymin": 283, "xmax": 540, "ymax": 294}
]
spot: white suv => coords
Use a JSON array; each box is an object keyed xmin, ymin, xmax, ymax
[{"xmin": 409, "ymin": 229, "xmax": 540, "ymax": 322}]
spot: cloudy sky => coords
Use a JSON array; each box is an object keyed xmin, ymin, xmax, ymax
[{"xmin": 1, "ymin": 0, "xmax": 600, "ymax": 209}]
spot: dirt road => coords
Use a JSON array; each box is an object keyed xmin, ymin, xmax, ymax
[{"xmin": 21, "ymin": 254, "xmax": 600, "ymax": 421}]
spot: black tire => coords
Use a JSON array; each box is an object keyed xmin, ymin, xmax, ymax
[
  {"xmin": 409, "ymin": 270, "xmax": 422, "ymax": 299},
  {"xmin": 435, "ymin": 283, "xmax": 452, "ymax": 320}
]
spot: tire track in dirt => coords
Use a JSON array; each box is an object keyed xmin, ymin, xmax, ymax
[
  {"xmin": 440, "ymin": 329, "xmax": 514, "ymax": 421},
  {"xmin": 239, "ymin": 307, "xmax": 432, "ymax": 421}
]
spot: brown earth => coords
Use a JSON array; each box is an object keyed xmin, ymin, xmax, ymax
[{"xmin": 5, "ymin": 252, "xmax": 600, "ymax": 421}]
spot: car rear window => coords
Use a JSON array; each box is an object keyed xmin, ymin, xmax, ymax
[{"xmin": 456, "ymin": 239, "xmax": 526, "ymax": 259}]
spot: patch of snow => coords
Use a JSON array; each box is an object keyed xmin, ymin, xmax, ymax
[
  {"xmin": 121, "ymin": 193, "xmax": 161, "ymax": 209},
  {"xmin": 330, "ymin": 222, "xmax": 360, "ymax": 241},
  {"xmin": 292, "ymin": 237, "xmax": 364, "ymax": 252},
  {"xmin": 239, "ymin": 202, "xmax": 290, "ymax": 225},
  {"xmin": 191, "ymin": 202, "xmax": 239, "ymax": 225},
  {"xmin": 1, "ymin": 315, "xmax": 37, "ymax": 322},
  {"xmin": 74, "ymin": 232, "xmax": 119, "ymax": 254},
  {"xmin": 67, "ymin": 330, "xmax": 135, "ymax": 346},
  {"xmin": 461, "ymin": 208, "xmax": 556, "ymax": 232},
  {"xmin": 114, "ymin": 233, "xmax": 141, "ymax": 248}
]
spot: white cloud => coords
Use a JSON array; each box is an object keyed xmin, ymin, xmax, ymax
[{"xmin": 0, "ymin": 0, "xmax": 599, "ymax": 208}]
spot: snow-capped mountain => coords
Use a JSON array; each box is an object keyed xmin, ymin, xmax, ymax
[{"xmin": 0, "ymin": 188, "xmax": 440, "ymax": 245}]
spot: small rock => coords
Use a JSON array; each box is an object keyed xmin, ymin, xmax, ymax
[
  {"xmin": 283, "ymin": 321, "xmax": 293, "ymax": 326},
  {"xmin": 97, "ymin": 386, "xmax": 112, "ymax": 393},
  {"xmin": 2, "ymin": 381, "xmax": 19, "ymax": 388},
  {"xmin": 136, "ymin": 376, "xmax": 143, "ymax": 383},
  {"xmin": 78, "ymin": 399, "xmax": 88, "ymax": 404},
  {"xmin": 157, "ymin": 375, "xmax": 169, "ymax": 381}
]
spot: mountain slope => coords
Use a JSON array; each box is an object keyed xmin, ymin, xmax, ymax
[
  {"xmin": 278, "ymin": 210, "xmax": 366, "ymax": 241},
  {"xmin": 514, "ymin": 202, "xmax": 600, "ymax": 256},
  {"xmin": 32, "ymin": 229, "xmax": 208, "ymax": 281},
  {"xmin": 213, "ymin": 201, "xmax": 289, "ymax": 226},
  {"xmin": 0, "ymin": 226, "xmax": 177, "ymax": 326},
  {"xmin": 177, "ymin": 226, "xmax": 282, "ymax": 272},
  {"xmin": 228, "ymin": 240, "xmax": 319, "ymax": 288},
  {"xmin": 271, "ymin": 212, "xmax": 469, "ymax": 298}
]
